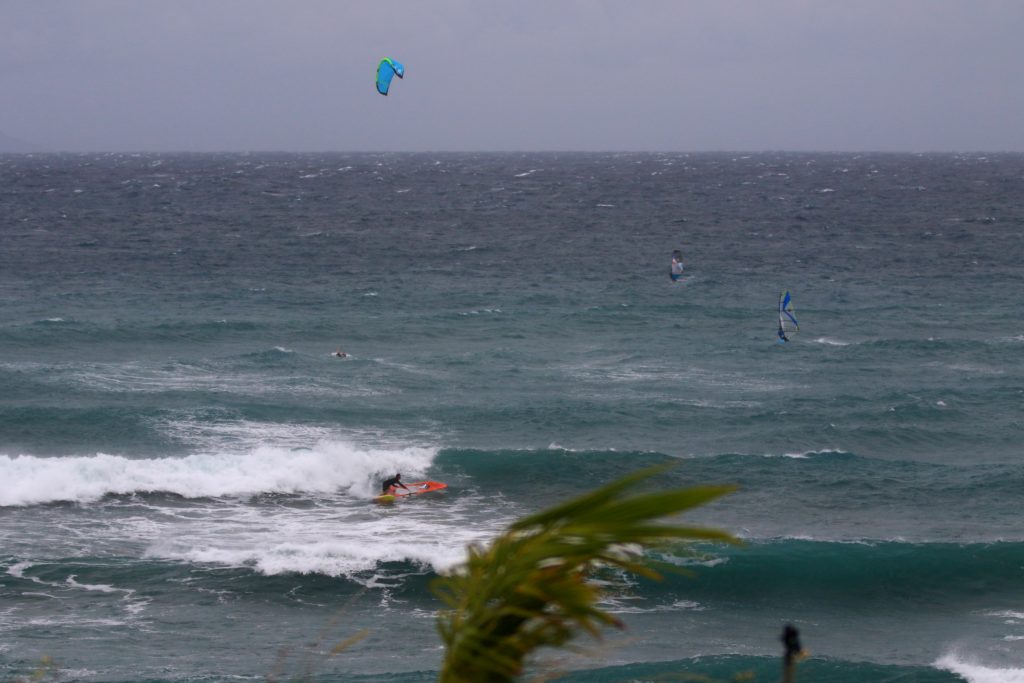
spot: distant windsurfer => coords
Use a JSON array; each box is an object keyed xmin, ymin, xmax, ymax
[
  {"xmin": 334, "ymin": 346, "xmax": 347, "ymax": 358},
  {"xmin": 670, "ymin": 250, "xmax": 684, "ymax": 281},
  {"xmin": 381, "ymin": 473, "xmax": 409, "ymax": 495},
  {"xmin": 777, "ymin": 290, "xmax": 798, "ymax": 343}
]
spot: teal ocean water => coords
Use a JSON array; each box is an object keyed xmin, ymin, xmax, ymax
[{"xmin": 1, "ymin": 152, "xmax": 1023, "ymax": 682}]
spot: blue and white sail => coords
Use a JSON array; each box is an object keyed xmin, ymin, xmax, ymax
[{"xmin": 778, "ymin": 290, "xmax": 799, "ymax": 343}]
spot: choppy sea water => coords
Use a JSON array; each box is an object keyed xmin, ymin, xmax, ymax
[{"xmin": 1, "ymin": 152, "xmax": 1023, "ymax": 682}]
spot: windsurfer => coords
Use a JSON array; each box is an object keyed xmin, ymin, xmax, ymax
[{"xmin": 777, "ymin": 290, "xmax": 798, "ymax": 343}]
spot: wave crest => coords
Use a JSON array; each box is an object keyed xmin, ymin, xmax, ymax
[{"xmin": 0, "ymin": 441, "xmax": 437, "ymax": 506}]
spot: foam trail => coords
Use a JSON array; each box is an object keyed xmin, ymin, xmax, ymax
[
  {"xmin": 142, "ymin": 484, "xmax": 511, "ymax": 577},
  {"xmin": 0, "ymin": 441, "xmax": 437, "ymax": 506},
  {"xmin": 159, "ymin": 532, "xmax": 478, "ymax": 577},
  {"xmin": 935, "ymin": 653, "xmax": 1024, "ymax": 683}
]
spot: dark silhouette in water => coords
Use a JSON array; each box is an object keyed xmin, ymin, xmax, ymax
[{"xmin": 781, "ymin": 624, "xmax": 806, "ymax": 683}]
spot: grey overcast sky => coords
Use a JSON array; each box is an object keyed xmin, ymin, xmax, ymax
[{"xmin": 2, "ymin": 0, "xmax": 1022, "ymax": 152}]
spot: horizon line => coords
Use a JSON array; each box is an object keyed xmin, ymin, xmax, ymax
[{"xmin": 3, "ymin": 148, "xmax": 1023, "ymax": 156}]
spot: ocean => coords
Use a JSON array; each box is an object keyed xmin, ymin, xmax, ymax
[{"xmin": 1, "ymin": 152, "xmax": 1022, "ymax": 683}]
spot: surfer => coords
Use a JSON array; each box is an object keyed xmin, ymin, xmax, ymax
[
  {"xmin": 777, "ymin": 323, "xmax": 789, "ymax": 343},
  {"xmin": 381, "ymin": 473, "xmax": 409, "ymax": 495},
  {"xmin": 334, "ymin": 346, "xmax": 347, "ymax": 358},
  {"xmin": 670, "ymin": 250, "xmax": 684, "ymax": 281}
]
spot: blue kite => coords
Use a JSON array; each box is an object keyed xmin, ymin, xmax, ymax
[{"xmin": 376, "ymin": 58, "xmax": 405, "ymax": 96}]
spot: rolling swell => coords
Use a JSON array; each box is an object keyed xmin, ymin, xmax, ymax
[
  {"xmin": 4, "ymin": 556, "xmax": 374, "ymax": 603},
  {"xmin": 435, "ymin": 447, "xmax": 1024, "ymax": 507},
  {"xmin": 433, "ymin": 447, "xmax": 673, "ymax": 501},
  {"xmin": 0, "ymin": 405, "xmax": 178, "ymax": 456},
  {"xmin": 644, "ymin": 540, "xmax": 1024, "ymax": 611},
  {"xmin": 262, "ymin": 657, "xmax": 969, "ymax": 683},
  {"xmin": 0, "ymin": 318, "xmax": 266, "ymax": 347},
  {"xmin": 433, "ymin": 448, "xmax": 1024, "ymax": 543},
  {"xmin": 296, "ymin": 539, "xmax": 1024, "ymax": 615},
  {"xmin": 548, "ymin": 656, "xmax": 963, "ymax": 683},
  {"xmin": 28, "ymin": 658, "xmax": 960, "ymax": 683}
]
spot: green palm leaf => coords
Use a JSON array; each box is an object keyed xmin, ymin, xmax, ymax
[{"xmin": 435, "ymin": 465, "xmax": 738, "ymax": 683}]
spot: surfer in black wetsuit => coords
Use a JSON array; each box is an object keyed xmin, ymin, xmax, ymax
[
  {"xmin": 778, "ymin": 323, "xmax": 789, "ymax": 343},
  {"xmin": 381, "ymin": 473, "xmax": 409, "ymax": 495}
]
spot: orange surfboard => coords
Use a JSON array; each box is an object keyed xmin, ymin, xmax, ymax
[{"xmin": 374, "ymin": 480, "xmax": 447, "ymax": 503}]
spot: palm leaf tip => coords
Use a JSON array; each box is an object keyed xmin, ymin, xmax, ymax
[{"xmin": 436, "ymin": 467, "xmax": 737, "ymax": 683}]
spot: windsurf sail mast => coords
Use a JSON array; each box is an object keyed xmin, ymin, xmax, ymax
[{"xmin": 778, "ymin": 290, "xmax": 799, "ymax": 343}]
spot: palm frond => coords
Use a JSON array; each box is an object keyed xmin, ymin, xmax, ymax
[{"xmin": 435, "ymin": 465, "xmax": 738, "ymax": 683}]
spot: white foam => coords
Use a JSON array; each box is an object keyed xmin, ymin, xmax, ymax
[
  {"xmin": 8, "ymin": 563, "xmax": 146, "ymax": 617},
  {"xmin": 16, "ymin": 592, "xmax": 59, "ymax": 600},
  {"xmin": 159, "ymin": 419, "xmax": 339, "ymax": 451},
  {"xmin": 26, "ymin": 616, "xmax": 128, "ymax": 628},
  {"xmin": 946, "ymin": 363, "xmax": 1005, "ymax": 375},
  {"xmin": 165, "ymin": 535, "xmax": 471, "ymax": 578},
  {"xmin": 563, "ymin": 362, "xmax": 793, "ymax": 393},
  {"xmin": 0, "ymin": 441, "xmax": 499, "ymax": 580},
  {"xmin": 763, "ymin": 448, "xmax": 844, "ymax": 459},
  {"xmin": 0, "ymin": 440, "xmax": 437, "ymax": 506},
  {"xmin": 62, "ymin": 362, "xmax": 388, "ymax": 400},
  {"xmin": 66, "ymin": 576, "xmax": 121, "ymax": 593},
  {"xmin": 603, "ymin": 599, "xmax": 704, "ymax": 614},
  {"xmin": 935, "ymin": 652, "xmax": 1024, "ymax": 683},
  {"xmin": 812, "ymin": 337, "xmax": 850, "ymax": 346},
  {"xmin": 986, "ymin": 611, "xmax": 1024, "ymax": 621},
  {"xmin": 143, "ymin": 488, "xmax": 512, "ymax": 579},
  {"xmin": 7, "ymin": 561, "xmax": 35, "ymax": 579}
]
